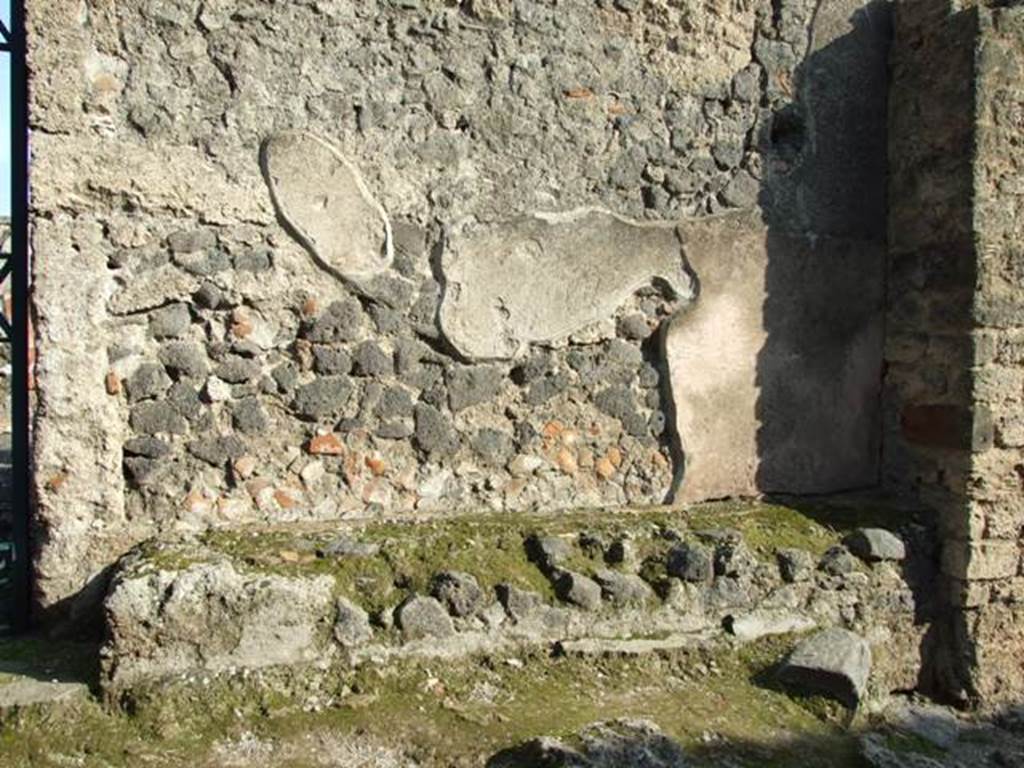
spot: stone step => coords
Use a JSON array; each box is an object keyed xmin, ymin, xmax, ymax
[
  {"xmin": 0, "ymin": 638, "xmax": 93, "ymax": 712},
  {"xmin": 101, "ymin": 501, "xmax": 932, "ymax": 706}
]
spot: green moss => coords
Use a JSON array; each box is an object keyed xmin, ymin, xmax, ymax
[
  {"xmin": 882, "ymin": 730, "xmax": 947, "ymax": 759},
  {"xmin": 1, "ymin": 634, "xmax": 874, "ymax": 767},
  {"xmin": 125, "ymin": 499, "xmax": 912, "ymax": 620}
]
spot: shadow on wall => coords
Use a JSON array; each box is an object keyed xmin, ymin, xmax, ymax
[
  {"xmin": 754, "ymin": 0, "xmax": 892, "ymax": 496},
  {"xmin": 756, "ymin": 0, "xmax": 980, "ymax": 705}
]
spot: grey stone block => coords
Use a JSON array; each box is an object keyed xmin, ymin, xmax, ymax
[
  {"xmin": 130, "ymin": 401, "xmax": 188, "ymax": 435},
  {"xmin": 844, "ymin": 528, "xmax": 907, "ymax": 563},
  {"xmin": 778, "ymin": 627, "xmax": 872, "ymax": 707},
  {"xmin": 554, "ymin": 570, "xmax": 602, "ymax": 611},
  {"xmin": 447, "ymin": 365, "xmax": 505, "ymax": 412},
  {"xmin": 159, "ymin": 341, "xmax": 209, "ymax": 379},
  {"xmin": 594, "ymin": 569, "xmax": 655, "ymax": 607},
  {"xmin": 333, "ymin": 596, "xmax": 373, "ymax": 648},
  {"xmin": 413, "ymin": 403, "xmax": 459, "ymax": 457},
  {"xmin": 126, "ymin": 363, "xmax": 172, "ymax": 403},
  {"xmin": 312, "ymin": 345, "xmax": 352, "ymax": 376},
  {"xmin": 666, "ymin": 542, "xmax": 713, "ymax": 583},
  {"xmin": 149, "ymin": 303, "xmax": 191, "ymax": 339},
  {"xmin": 431, "ymin": 571, "xmax": 485, "ymax": 617},
  {"xmin": 396, "ymin": 595, "xmax": 455, "ymax": 640},
  {"xmin": 292, "ymin": 376, "xmax": 354, "ymax": 420}
]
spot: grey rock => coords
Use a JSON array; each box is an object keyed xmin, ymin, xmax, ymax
[
  {"xmin": 496, "ymin": 584, "xmax": 545, "ymax": 623},
  {"xmin": 126, "ymin": 363, "xmax": 172, "ymax": 403},
  {"xmin": 408, "ymin": 279, "xmax": 441, "ymax": 333},
  {"xmin": 511, "ymin": 351, "xmax": 557, "ymax": 385},
  {"xmin": 173, "ymin": 249, "xmax": 230, "ymax": 276},
  {"xmin": 524, "ymin": 373, "xmax": 571, "ymax": 406},
  {"xmin": 369, "ymin": 303, "xmax": 402, "ymax": 334},
  {"xmin": 889, "ymin": 704, "xmax": 960, "ymax": 750},
  {"xmin": 526, "ymin": 535, "xmax": 573, "ymax": 574},
  {"xmin": 271, "ymin": 362, "xmax": 299, "ymax": 393},
  {"xmin": 376, "ymin": 420, "xmax": 414, "ymax": 439},
  {"xmin": 333, "ymin": 596, "xmax": 373, "ymax": 648},
  {"xmin": 721, "ymin": 169, "xmax": 759, "ymax": 208},
  {"xmin": 605, "ymin": 538, "xmax": 637, "ymax": 568},
  {"xmin": 292, "ymin": 376, "xmax": 354, "ymax": 420},
  {"xmin": 130, "ymin": 401, "xmax": 188, "ymax": 435},
  {"xmin": 193, "ymin": 282, "xmax": 225, "ymax": 309},
  {"xmin": 605, "ymin": 339, "xmax": 644, "ymax": 368},
  {"xmin": 394, "ymin": 337, "xmax": 433, "ymax": 375},
  {"xmin": 149, "ymin": 303, "xmax": 191, "ymax": 339},
  {"xmin": 705, "ymin": 576, "xmax": 753, "ymax": 611},
  {"xmin": 230, "ymin": 397, "xmax": 269, "ymax": 434},
  {"xmin": 431, "ymin": 571, "xmax": 485, "ymax": 617},
  {"xmin": 844, "ymin": 528, "xmax": 907, "ymax": 563},
  {"xmin": 732, "ymin": 66, "xmax": 760, "ymax": 103},
  {"xmin": 312, "ymin": 346, "xmax": 352, "ymax": 376},
  {"xmin": 471, "ymin": 428, "xmax": 515, "ymax": 466},
  {"xmin": 230, "ymin": 340, "xmax": 260, "ymax": 359},
  {"xmin": 666, "ymin": 542, "xmax": 713, "ymax": 583},
  {"xmin": 123, "ymin": 436, "xmax": 171, "ymax": 459},
  {"xmin": 376, "ymin": 386, "xmax": 415, "ymax": 419},
  {"xmin": 395, "ymin": 595, "xmax": 455, "ymax": 640},
  {"xmin": 447, "ymin": 365, "xmax": 505, "ymax": 412},
  {"xmin": 554, "ymin": 570, "xmax": 602, "ymax": 611},
  {"xmin": 648, "ymin": 411, "xmax": 666, "ymax": 437},
  {"xmin": 358, "ymin": 388, "xmax": 383, "ymax": 421},
  {"xmin": 159, "ymin": 341, "xmax": 208, "ymax": 379},
  {"xmin": 724, "ymin": 610, "xmax": 816, "ymax": 641},
  {"xmin": 362, "ymin": 273, "xmax": 416, "ymax": 311},
  {"xmin": 594, "ymin": 386, "xmax": 647, "ymax": 438},
  {"xmin": 352, "ymin": 340, "xmax": 393, "ymax": 376},
  {"xmin": 391, "ymin": 220, "xmax": 429, "ymax": 270},
  {"xmin": 413, "ymin": 403, "xmax": 459, "ymax": 457},
  {"xmin": 304, "ymin": 297, "xmax": 365, "ymax": 343},
  {"xmin": 168, "ymin": 380, "xmax": 205, "ymax": 424},
  {"xmin": 187, "ymin": 435, "xmax": 246, "ymax": 466},
  {"xmin": 233, "ymin": 247, "xmax": 273, "ymax": 272},
  {"xmin": 492, "ymin": 719, "xmax": 687, "ymax": 768},
  {"xmin": 594, "ymin": 569, "xmax": 655, "ymax": 607},
  {"xmin": 317, "ymin": 536, "xmax": 380, "ymax": 558},
  {"xmin": 638, "ymin": 363, "xmax": 660, "ymax": 389},
  {"xmin": 168, "ymin": 228, "xmax": 217, "ymax": 254},
  {"xmin": 819, "ymin": 545, "xmax": 859, "ymax": 576},
  {"xmin": 103, "ymin": 560, "xmax": 335, "ymax": 690},
  {"xmin": 712, "ymin": 139, "xmax": 744, "ymax": 170},
  {"xmin": 778, "ymin": 627, "xmax": 872, "ymax": 707},
  {"xmin": 124, "ymin": 457, "xmax": 162, "ymax": 487},
  {"xmin": 712, "ymin": 538, "xmax": 759, "ymax": 578},
  {"xmin": 491, "ymin": 736, "xmax": 584, "ymax": 768},
  {"xmin": 215, "ymin": 355, "xmax": 260, "ymax": 384},
  {"xmin": 777, "ymin": 548, "xmax": 814, "ymax": 583},
  {"xmin": 578, "ymin": 532, "xmax": 607, "ymax": 559},
  {"xmin": 617, "ymin": 313, "xmax": 651, "ymax": 340}
]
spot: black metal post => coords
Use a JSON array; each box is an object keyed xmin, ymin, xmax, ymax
[{"xmin": 9, "ymin": 0, "xmax": 31, "ymax": 633}]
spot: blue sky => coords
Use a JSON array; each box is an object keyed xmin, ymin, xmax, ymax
[{"xmin": 0, "ymin": 0, "xmax": 10, "ymax": 216}]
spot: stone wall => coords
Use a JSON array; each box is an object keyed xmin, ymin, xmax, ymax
[
  {"xmin": 28, "ymin": 0, "xmax": 891, "ymax": 626},
  {"xmin": 960, "ymin": 4, "xmax": 1024, "ymax": 706},
  {"xmin": 886, "ymin": 0, "xmax": 1024, "ymax": 706}
]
